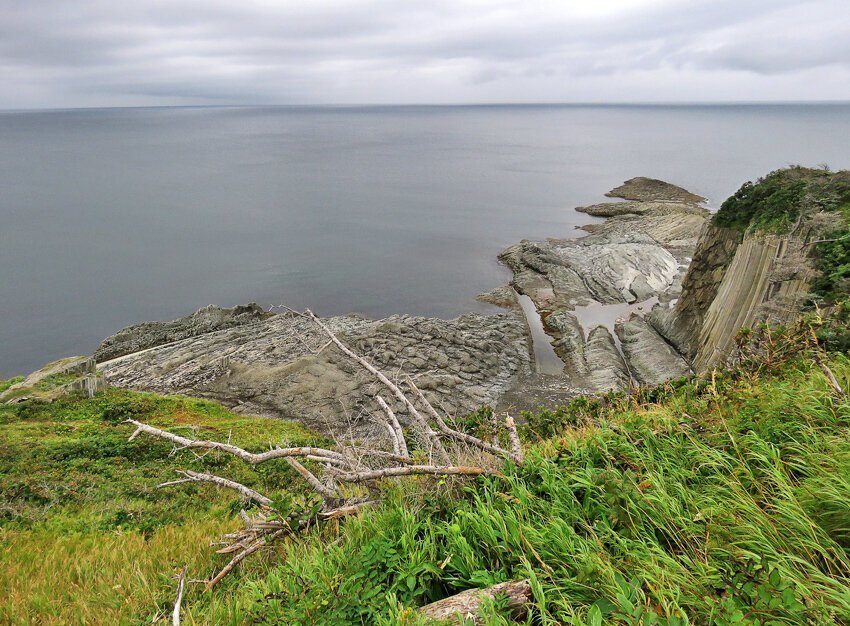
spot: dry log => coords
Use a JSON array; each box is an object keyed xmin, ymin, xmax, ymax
[
  {"xmin": 505, "ymin": 414, "xmax": 523, "ymax": 463},
  {"xmin": 127, "ymin": 419, "xmax": 352, "ymax": 466},
  {"xmin": 418, "ymin": 579, "xmax": 532, "ymax": 624}
]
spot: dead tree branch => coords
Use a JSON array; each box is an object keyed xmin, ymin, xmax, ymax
[
  {"xmin": 332, "ymin": 465, "xmax": 491, "ymax": 483},
  {"xmin": 172, "ymin": 565, "xmax": 188, "ymax": 626},
  {"xmin": 304, "ymin": 309, "xmax": 450, "ymax": 464},
  {"xmin": 128, "ymin": 420, "xmax": 353, "ymax": 466},
  {"xmin": 128, "ymin": 306, "xmax": 524, "ymax": 591},
  {"xmin": 285, "ymin": 458, "xmax": 338, "ymax": 499},
  {"xmin": 159, "ymin": 470, "xmax": 272, "ymax": 506}
]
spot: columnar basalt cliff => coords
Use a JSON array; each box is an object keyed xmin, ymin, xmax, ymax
[{"xmin": 654, "ymin": 167, "xmax": 850, "ymax": 372}]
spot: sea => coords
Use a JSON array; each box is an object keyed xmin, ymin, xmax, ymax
[{"xmin": 2, "ymin": 103, "xmax": 849, "ymax": 377}]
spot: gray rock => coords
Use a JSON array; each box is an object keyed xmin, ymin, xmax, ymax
[
  {"xmin": 1, "ymin": 355, "xmax": 106, "ymax": 404},
  {"xmin": 99, "ymin": 311, "xmax": 531, "ymax": 440},
  {"xmin": 605, "ymin": 177, "xmax": 707, "ymax": 204},
  {"xmin": 95, "ymin": 303, "xmax": 272, "ymax": 362},
  {"xmin": 616, "ymin": 315, "xmax": 691, "ymax": 386}
]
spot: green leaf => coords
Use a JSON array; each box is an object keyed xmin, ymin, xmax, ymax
[
  {"xmin": 768, "ymin": 569, "xmax": 782, "ymax": 588},
  {"xmin": 588, "ymin": 604, "xmax": 602, "ymax": 626}
]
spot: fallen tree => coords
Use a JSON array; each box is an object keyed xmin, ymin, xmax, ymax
[{"xmin": 127, "ymin": 308, "xmax": 522, "ymax": 589}]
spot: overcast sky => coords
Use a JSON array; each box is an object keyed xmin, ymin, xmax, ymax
[{"xmin": 2, "ymin": 0, "xmax": 849, "ymax": 109}]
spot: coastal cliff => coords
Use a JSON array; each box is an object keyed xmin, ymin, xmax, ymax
[
  {"xmin": 655, "ymin": 167, "xmax": 850, "ymax": 372},
  {"xmin": 9, "ymin": 168, "xmax": 848, "ymax": 441}
]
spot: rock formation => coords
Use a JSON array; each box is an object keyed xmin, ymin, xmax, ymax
[
  {"xmin": 653, "ymin": 167, "xmax": 849, "ymax": 371},
  {"xmin": 97, "ymin": 310, "xmax": 530, "ymax": 438},
  {"xmin": 78, "ymin": 168, "xmax": 848, "ymax": 438},
  {"xmin": 496, "ymin": 177, "xmax": 709, "ymax": 390},
  {"xmin": 0, "ymin": 355, "xmax": 106, "ymax": 404}
]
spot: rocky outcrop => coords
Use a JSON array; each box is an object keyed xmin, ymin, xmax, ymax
[
  {"xmin": 653, "ymin": 167, "xmax": 849, "ymax": 373},
  {"xmin": 658, "ymin": 230, "xmax": 818, "ymax": 371},
  {"xmin": 604, "ymin": 177, "xmax": 707, "ymax": 204},
  {"xmin": 497, "ymin": 178, "xmax": 709, "ymax": 391},
  {"xmin": 617, "ymin": 316, "xmax": 691, "ymax": 385},
  {"xmin": 0, "ymin": 356, "xmax": 106, "ymax": 404},
  {"xmin": 94, "ymin": 303, "xmax": 272, "ymax": 362},
  {"xmin": 98, "ymin": 311, "xmax": 530, "ymax": 439}
]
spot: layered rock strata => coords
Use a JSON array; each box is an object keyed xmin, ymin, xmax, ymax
[
  {"xmin": 98, "ymin": 310, "xmax": 530, "ymax": 438},
  {"xmin": 497, "ymin": 177, "xmax": 708, "ymax": 390}
]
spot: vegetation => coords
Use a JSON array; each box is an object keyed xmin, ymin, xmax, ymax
[
  {"xmin": 4, "ymin": 313, "xmax": 850, "ymax": 625},
  {"xmin": 713, "ymin": 166, "xmax": 850, "ymax": 233},
  {"xmin": 0, "ymin": 376, "xmax": 22, "ymax": 394},
  {"xmin": 0, "ymin": 388, "xmax": 321, "ymax": 624}
]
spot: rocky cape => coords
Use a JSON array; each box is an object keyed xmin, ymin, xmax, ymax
[
  {"xmin": 80, "ymin": 177, "xmax": 710, "ymax": 438},
  {"xmin": 10, "ymin": 171, "xmax": 833, "ymax": 440}
]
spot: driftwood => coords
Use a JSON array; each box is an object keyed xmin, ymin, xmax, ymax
[
  {"xmin": 418, "ymin": 580, "xmax": 532, "ymax": 624},
  {"xmin": 127, "ymin": 307, "xmax": 523, "ymax": 588}
]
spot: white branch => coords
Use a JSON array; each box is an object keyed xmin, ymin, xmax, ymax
[
  {"xmin": 505, "ymin": 414, "xmax": 523, "ymax": 463},
  {"xmin": 405, "ymin": 378, "xmax": 520, "ymax": 462},
  {"xmin": 376, "ymin": 395, "xmax": 409, "ymax": 457},
  {"xmin": 127, "ymin": 420, "xmax": 352, "ymax": 466},
  {"xmin": 172, "ymin": 565, "xmax": 187, "ymax": 626},
  {"xmin": 333, "ymin": 465, "xmax": 491, "ymax": 483},
  {"xmin": 284, "ymin": 458, "xmax": 338, "ymax": 499},
  {"xmin": 160, "ymin": 470, "xmax": 272, "ymax": 507},
  {"xmin": 304, "ymin": 309, "xmax": 450, "ymax": 463}
]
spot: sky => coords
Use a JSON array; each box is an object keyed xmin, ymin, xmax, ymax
[{"xmin": 1, "ymin": 0, "xmax": 849, "ymax": 108}]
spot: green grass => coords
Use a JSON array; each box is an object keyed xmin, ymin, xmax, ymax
[
  {"xmin": 221, "ymin": 353, "xmax": 850, "ymax": 625},
  {"xmin": 4, "ymin": 347, "xmax": 850, "ymax": 624},
  {"xmin": 0, "ymin": 376, "xmax": 23, "ymax": 394},
  {"xmin": 0, "ymin": 388, "xmax": 323, "ymax": 625}
]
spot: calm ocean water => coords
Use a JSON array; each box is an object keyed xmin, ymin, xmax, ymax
[{"xmin": 2, "ymin": 104, "xmax": 849, "ymax": 377}]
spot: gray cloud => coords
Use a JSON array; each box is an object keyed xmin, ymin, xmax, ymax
[{"xmin": 0, "ymin": 0, "xmax": 848, "ymax": 108}]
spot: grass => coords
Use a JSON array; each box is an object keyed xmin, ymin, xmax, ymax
[
  {"xmin": 0, "ymin": 376, "xmax": 23, "ymax": 394},
  {"xmin": 0, "ymin": 388, "xmax": 322, "ymax": 625},
  {"xmin": 223, "ymin": 352, "xmax": 850, "ymax": 625},
  {"xmin": 3, "ymin": 338, "xmax": 850, "ymax": 624}
]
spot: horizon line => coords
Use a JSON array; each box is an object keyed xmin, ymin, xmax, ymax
[{"xmin": 2, "ymin": 99, "xmax": 850, "ymax": 113}]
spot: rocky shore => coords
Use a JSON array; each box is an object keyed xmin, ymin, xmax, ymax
[
  {"xmin": 80, "ymin": 176, "xmax": 713, "ymax": 438},
  {"xmin": 8, "ymin": 173, "xmax": 764, "ymax": 443},
  {"xmin": 492, "ymin": 177, "xmax": 710, "ymax": 391}
]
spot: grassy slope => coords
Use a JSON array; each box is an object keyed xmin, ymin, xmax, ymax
[
  {"xmin": 0, "ymin": 389, "xmax": 322, "ymax": 625},
  {"xmin": 3, "ymin": 347, "xmax": 850, "ymax": 625}
]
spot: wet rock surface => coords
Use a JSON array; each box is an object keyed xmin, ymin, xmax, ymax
[{"xmin": 496, "ymin": 178, "xmax": 709, "ymax": 391}]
